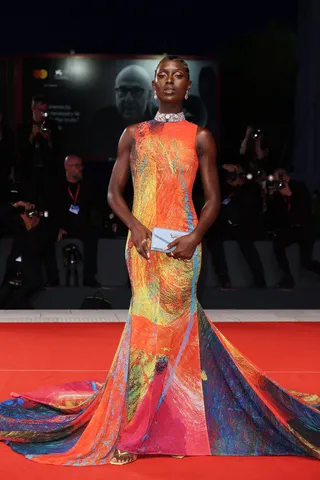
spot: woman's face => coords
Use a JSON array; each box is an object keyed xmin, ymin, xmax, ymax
[{"xmin": 152, "ymin": 59, "xmax": 191, "ymax": 105}]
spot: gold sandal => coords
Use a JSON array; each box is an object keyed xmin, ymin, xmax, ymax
[
  {"xmin": 110, "ymin": 449, "xmax": 137, "ymax": 466},
  {"xmin": 172, "ymin": 455, "xmax": 185, "ymax": 459}
]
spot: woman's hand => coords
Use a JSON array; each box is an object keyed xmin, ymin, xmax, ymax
[
  {"xmin": 131, "ymin": 222, "xmax": 152, "ymax": 261},
  {"xmin": 166, "ymin": 232, "xmax": 200, "ymax": 261}
]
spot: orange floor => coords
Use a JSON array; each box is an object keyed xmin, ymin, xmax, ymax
[{"xmin": 0, "ymin": 321, "xmax": 320, "ymax": 479}]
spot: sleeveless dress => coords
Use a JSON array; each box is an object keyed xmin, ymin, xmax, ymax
[{"xmin": 0, "ymin": 120, "xmax": 320, "ymax": 465}]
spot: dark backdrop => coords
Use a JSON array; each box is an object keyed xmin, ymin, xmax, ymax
[
  {"xmin": 292, "ymin": 0, "xmax": 320, "ymax": 188},
  {"xmin": 20, "ymin": 55, "xmax": 219, "ymax": 161}
]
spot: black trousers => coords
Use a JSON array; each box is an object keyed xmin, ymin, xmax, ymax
[
  {"xmin": 0, "ymin": 282, "xmax": 37, "ymax": 309},
  {"xmin": 208, "ymin": 224, "xmax": 266, "ymax": 287},
  {"xmin": 44, "ymin": 227, "xmax": 99, "ymax": 282},
  {"xmin": 273, "ymin": 226, "xmax": 320, "ymax": 278}
]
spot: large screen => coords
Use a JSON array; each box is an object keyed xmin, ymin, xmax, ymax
[{"xmin": 21, "ymin": 55, "xmax": 219, "ymax": 161}]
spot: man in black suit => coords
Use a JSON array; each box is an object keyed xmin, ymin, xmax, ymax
[
  {"xmin": 16, "ymin": 94, "xmax": 60, "ymax": 205},
  {"xmin": 45, "ymin": 155, "xmax": 104, "ymax": 287},
  {"xmin": 265, "ymin": 168, "xmax": 320, "ymax": 288}
]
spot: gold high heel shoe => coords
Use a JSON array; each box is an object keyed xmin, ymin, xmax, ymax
[
  {"xmin": 171, "ymin": 455, "xmax": 185, "ymax": 459},
  {"xmin": 110, "ymin": 449, "xmax": 137, "ymax": 466}
]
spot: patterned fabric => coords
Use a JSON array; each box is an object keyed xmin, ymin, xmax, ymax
[{"xmin": 0, "ymin": 120, "xmax": 320, "ymax": 466}]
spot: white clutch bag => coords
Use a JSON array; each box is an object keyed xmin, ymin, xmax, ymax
[{"xmin": 151, "ymin": 227, "xmax": 189, "ymax": 253}]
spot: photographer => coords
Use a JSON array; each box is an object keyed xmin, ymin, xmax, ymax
[
  {"xmin": 240, "ymin": 126, "xmax": 269, "ymax": 175},
  {"xmin": 207, "ymin": 164, "xmax": 266, "ymax": 288},
  {"xmin": 0, "ymin": 200, "xmax": 56, "ymax": 308},
  {"xmin": 265, "ymin": 168, "xmax": 320, "ymax": 289},
  {"xmin": 16, "ymin": 94, "xmax": 60, "ymax": 204}
]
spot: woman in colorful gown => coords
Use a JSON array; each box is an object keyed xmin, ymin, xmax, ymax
[{"xmin": 0, "ymin": 56, "xmax": 320, "ymax": 466}]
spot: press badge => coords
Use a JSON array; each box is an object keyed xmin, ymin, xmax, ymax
[{"xmin": 69, "ymin": 205, "xmax": 80, "ymax": 215}]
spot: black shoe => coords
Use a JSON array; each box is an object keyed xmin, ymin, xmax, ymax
[{"xmin": 83, "ymin": 278, "xmax": 101, "ymax": 288}]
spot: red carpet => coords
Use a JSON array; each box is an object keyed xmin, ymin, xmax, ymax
[{"xmin": 0, "ymin": 321, "xmax": 320, "ymax": 479}]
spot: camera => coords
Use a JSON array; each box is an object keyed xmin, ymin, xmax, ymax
[
  {"xmin": 7, "ymin": 186, "xmax": 48, "ymax": 218},
  {"xmin": 40, "ymin": 112, "xmax": 50, "ymax": 133},
  {"xmin": 14, "ymin": 206, "xmax": 49, "ymax": 218},
  {"xmin": 266, "ymin": 175, "xmax": 286, "ymax": 191},
  {"xmin": 226, "ymin": 171, "xmax": 253, "ymax": 183},
  {"xmin": 252, "ymin": 128, "xmax": 261, "ymax": 139},
  {"xmin": 7, "ymin": 268, "xmax": 23, "ymax": 288},
  {"xmin": 25, "ymin": 208, "xmax": 49, "ymax": 219}
]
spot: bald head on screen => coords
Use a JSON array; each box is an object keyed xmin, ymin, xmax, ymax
[{"xmin": 114, "ymin": 65, "xmax": 152, "ymax": 123}]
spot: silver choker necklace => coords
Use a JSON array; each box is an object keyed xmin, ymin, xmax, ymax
[{"xmin": 154, "ymin": 111, "xmax": 185, "ymax": 123}]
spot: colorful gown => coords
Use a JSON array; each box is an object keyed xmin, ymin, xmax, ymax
[{"xmin": 0, "ymin": 120, "xmax": 320, "ymax": 465}]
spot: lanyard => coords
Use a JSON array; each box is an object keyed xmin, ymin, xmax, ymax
[
  {"xmin": 68, "ymin": 183, "xmax": 80, "ymax": 205},
  {"xmin": 285, "ymin": 197, "xmax": 291, "ymax": 212}
]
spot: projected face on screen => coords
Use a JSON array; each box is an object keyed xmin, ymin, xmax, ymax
[
  {"xmin": 114, "ymin": 65, "xmax": 152, "ymax": 123},
  {"xmin": 21, "ymin": 56, "xmax": 219, "ymax": 160}
]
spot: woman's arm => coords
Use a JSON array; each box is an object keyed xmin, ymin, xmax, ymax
[
  {"xmin": 192, "ymin": 127, "xmax": 220, "ymax": 242},
  {"xmin": 107, "ymin": 125, "xmax": 151, "ymax": 261},
  {"xmin": 107, "ymin": 125, "xmax": 137, "ymax": 229}
]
